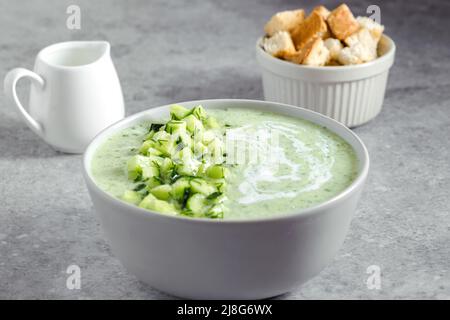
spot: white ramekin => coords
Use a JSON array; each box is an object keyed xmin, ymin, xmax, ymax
[
  {"xmin": 83, "ymin": 99, "xmax": 369, "ymax": 299},
  {"xmin": 256, "ymin": 35, "xmax": 396, "ymax": 127}
]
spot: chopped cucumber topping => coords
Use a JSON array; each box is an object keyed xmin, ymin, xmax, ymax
[
  {"xmin": 121, "ymin": 104, "xmax": 229, "ymax": 219},
  {"xmin": 170, "ymin": 104, "xmax": 191, "ymax": 120},
  {"xmin": 184, "ymin": 114, "xmax": 203, "ymax": 134},
  {"xmin": 150, "ymin": 184, "xmax": 172, "ymax": 200},
  {"xmin": 186, "ymin": 193, "xmax": 206, "ymax": 215},
  {"xmin": 165, "ymin": 120, "xmax": 187, "ymax": 135},
  {"xmin": 192, "ymin": 105, "xmax": 207, "ymax": 120},
  {"xmin": 190, "ymin": 178, "xmax": 217, "ymax": 195},
  {"xmin": 127, "ymin": 155, "xmax": 159, "ymax": 180},
  {"xmin": 206, "ymin": 165, "xmax": 227, "ymax": 179},
  {"xmin": 170, "ymin": 177, "xmax": 191, "ymax": 200},
  {"xmin": 122, "ymin": 190, "xmax": 142, "ymax": 205},
  {"xmin": 139, "ymin": 194, "xmax": 177, "ymax": 214}
]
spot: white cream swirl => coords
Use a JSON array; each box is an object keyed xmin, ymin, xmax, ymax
[{"xmin": 226, "ymin": 121, "xmax": 335, "ymax": 205}]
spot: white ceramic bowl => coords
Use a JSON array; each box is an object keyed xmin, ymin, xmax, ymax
[
  {"xmin": 256, "ymin": 35, "xmax": 396, "ymax": 127},
  {"xmin": 83, "ymin": 99, "xmax": 369, "ymax": 299}
]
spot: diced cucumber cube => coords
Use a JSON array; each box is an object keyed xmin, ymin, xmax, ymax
[
  {"xmin": 146, "ymin": 176, "xmax": 162, "ymax": 189},
  {"xmin": 150, "ymin": 184, "xmax": 172, "ymax": 200},
  {"xmin": 170, "ymin": 104, "xmax": 191, "ymax": 120},
  {"xmin": 147, "ymin": 147, "xmax": 163, "ymax": 156},
  {"xmin": 139, "ymin": 194, "xmax": 177, "ymax": 215},
  {"xmin": 186, "ymin": 193, "xmax": 206, "ymax": 215},
  {"xmin": 142, "ymin": 165, "xmax": 159, "ymax": 179},
  {"xmin": 184, "ymin": 114, "xmax": 204, "ymax": 134},
  {"xmin": 152, "ymin": 130, "xmax": 171, "ymax": 141},
  {"xmin": 128, "ymin": 155, "xmax": 161, "ymax": 180},
  {"xmin": 127, "ymin": 155, "xmax": 142, "ymax": 180},
  {"xmin": 147, "ymin": 155, "xmax": 164, "ymax": 167},
  {"xmin": 206, "ymin": 204, "xmax": 224, "ymax": 219},
  {"xmin": 213, "ymin": 179, "xmax": 227, "ymax": 193},
  {"xmin": 165, "ymin": 120, "xmax": 187, "ymax": 135},
  {"xmin": 160, "ymin": 158, "xmax": 174, "ymax": 181},
  {"xmin": 206, "ymin": 165, "xmax": 227, "ymax": 179},
  {"xmin": 175, "ymin": 165, "xmax": 190, "ymax": 176},
  {"xmin": 154, "ymin": 139, "xmax": 175, "ymax": 156},
  {"xmin": 170, "ymin": 178, "xmax": 191, "ymax": 200},
  {"xmin": 138, "ymin": 193, "xmax": 156, "ymax": 208},
  {"xmin": 121, "ymin": 190, "xmax": 142, "ymax": 205},
  {"xmin": 127, "ymin": 155, "xmax": 149, "ymax": 180},
  {"xmin": 139, "ymin": 140, "xmax": 155, "ymax": 154},
  {"xmin": 189, "ymin": 178, "xmax": 217, "ymax": 195},
  {"xmin": 192, "ymin": 105, "xmax": 207, "ymax": 120}
]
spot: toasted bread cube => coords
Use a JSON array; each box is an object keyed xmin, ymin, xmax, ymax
[
  {"xmin": 344, "ymin": 28, "xmax": 378, "ymax": 62},
  {"xmin": 285, "ymin": 37, "xmax": 330, "ymax": 66},
  {"xmin": 326, "ymin": 4, "xmax": 359, "ymax": 40},
  {"xmin": 344, "ymin": 27, "xmax": 377, "ymax": 48},
  {"xmin": 312, "ymin": 5, "xmax": 331, "ymax": 19},
  {"xmin": 326, "ymin": 59, "xmax": 342, "ymax": 66},
  {"xmin": 356, "ymin": 16, "xmax": 384, "ymax": 41},
  {"xmin": 324, "ymin": 38, "xmax": 343, "ymax": 61},
  {"xmin": 283, "ymin": 50, "xmax": 304, "ymax": 64},
  {"xmin": 291, "ymin": 11, "xmax": 329, "ymax": 50},
  {"xmin": 262, "ymin": 31, "xmax": 296, "ymax": 58},
  {"xmin": 351, "ymin": 43, "xmax": 376, "ymax": 62},
  {"xmin": 264, "ymin": 9, "xmax": 305, "ymax": 36},
  {"xmin": 337, "ymin": 47, "xmax": 362, "ymax": 65},
  {"xmin": 302, "ymin": 38, "xmax": 330, "ymax": 66}
]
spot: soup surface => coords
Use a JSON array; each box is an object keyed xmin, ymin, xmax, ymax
[{"xmin": 91, "ymin": 107, "xmax": 358, "ymax": 219}]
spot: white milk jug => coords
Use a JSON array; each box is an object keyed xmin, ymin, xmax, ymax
[{"xmin": 4, "ymin": 41, "xmax": 125, "ymax": 153}]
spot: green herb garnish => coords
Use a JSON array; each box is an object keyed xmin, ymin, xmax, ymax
[{"xmin": 133, "ymin": 183, "xmax": 146, "ymax": 191}]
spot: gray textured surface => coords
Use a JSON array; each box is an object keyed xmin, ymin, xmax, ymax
[{"xmin": 0, "ymin": 0, "xmax": 449, "ymax": 299}]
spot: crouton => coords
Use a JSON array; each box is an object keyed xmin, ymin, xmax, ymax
[
  {"xmin": 285, "ymin": 37, "xmax": 330, "ymax": 66},
  {"xmin": 337, "ymin": 47, "xmax": 362, "ymax": 65},
  {"xmin": 326, "ymin": 59, "xmax": 342, "ymax": 66},
  {"xmin": 264, "ymin": 9, "xmax": 305, "ymax": 36},
  {"xmin": 291, "ymin": 11, "xmax": 329, "ymax": 50},
  {"xmin": 326, "ymin": 4, "xmax": 359, "ymax": 40},
  {"xmin": 344, "ymin": 27, "xmax": 377, "ymax": 48},
  {"xmin": 356, "ymin": 16, "xmax": 384, "ymax": 41},
  {"xmin": 262, "ymin": 31, "xmax": 296, "ymax": 58},
  {"xmin": 302, "ymin": 37, "xmax": 330, "ymax": 66},
  {"xmin": 283, "ymin": 50, "xmax": 304, "ymax": 64},
  {"xmin": 312, "ymin": 5, "xmax": 331, "ymax": 19},
  {"xmin": 324, "ymin": 38, "xmax": 343, "ymax": 61},
  {"xmin": 344, "ymin": 28, "xmax": 378, "ymax": 62}
]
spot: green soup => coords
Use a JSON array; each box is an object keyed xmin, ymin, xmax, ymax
[{"xmin": 91, "ymin": 107, "xmax": 358, "ymax": 220}]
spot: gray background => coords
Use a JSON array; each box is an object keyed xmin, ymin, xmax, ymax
[{"xmin": 0, "ymin": 0, "xmax": 449, "ymax": 299}]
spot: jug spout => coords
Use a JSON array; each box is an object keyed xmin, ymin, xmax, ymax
[
  {"xmin": 72, "ymin": 41, "xmax": 111, "ymax": 65},
  {"xmin": 89, "ymin": 41, "xmax": 110, "ymax": 58},
  {"xmin": 36, "ymin": 41, "xmax": 111, "ymax": 68}
]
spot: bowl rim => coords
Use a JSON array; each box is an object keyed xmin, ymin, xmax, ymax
[
  {"xmin": 256, "ymin": 34, "xmax": 396, "ymax": 71},
  {"xmin": 83, "ymin": 99, "xmax": 369, "ymax": 224}
]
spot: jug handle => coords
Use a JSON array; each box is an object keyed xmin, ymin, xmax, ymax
[{"xmin": 4, "ymin": 68, "xmax": 45, "ymax": 137}]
